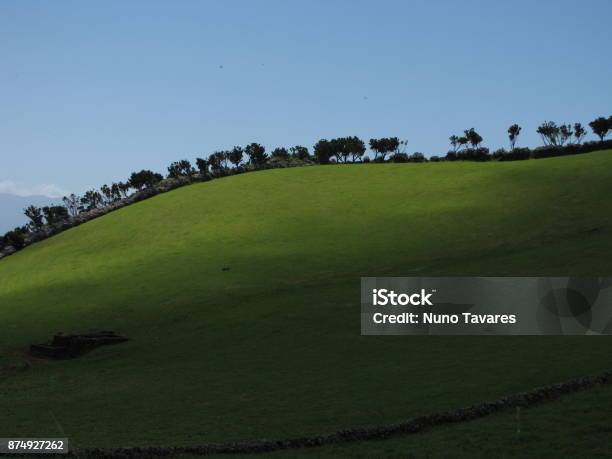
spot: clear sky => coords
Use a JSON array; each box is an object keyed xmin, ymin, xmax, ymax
[{"xmin": 1, "ymin": 0, "xmax": 611, "ymax": 197}]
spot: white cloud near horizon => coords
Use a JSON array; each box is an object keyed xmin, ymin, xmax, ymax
[{"xmin": 0, "ymin": 180, "xmax": 70, "ymax": 199}]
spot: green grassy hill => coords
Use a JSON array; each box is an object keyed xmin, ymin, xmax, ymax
[{"xmin": 1, "ymin": 151, "xmax": 612, "ymax": 450}]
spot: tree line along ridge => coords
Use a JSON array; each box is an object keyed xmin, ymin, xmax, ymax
[{"xmin": 1, "ymin": 116, "xmax": 611, "ymax": 259}]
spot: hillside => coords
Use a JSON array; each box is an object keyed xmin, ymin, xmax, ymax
[{"xmin": 1, "ymin": 151, "xmax": 612, "ymax": 449}]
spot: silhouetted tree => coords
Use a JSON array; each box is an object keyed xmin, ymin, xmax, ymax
[
  {"xmin": 100, "ymin": 184, "xmax": 113, "ymax": 205},
  {"xmin": 80, "ymin": 191, "xmax": 104, "ymax": 211},
  {"xmin": 118, "ymin": 182, "xmax": 131, "ymax": 198},
  {"xmin": 167, "ymin": 160, "xmax": 195, "ymax": 178},
  {"xmin": 24, "ymin": 205, "xmax": 44, "ymax": 230},
  {"xmin": 346, "ymin": 136, "xmax": 366, "ymax": 162},
  {"xmin": 558, "ymin": 124, "xmax": 573, "ymax": 146},
  {"xmin": 369, "ymin": 137, "xmax": 399, "ymax": 162},
  {"xmin": 208, "ymin": 151, "xmax": 227, "ymax": 172},
  {"xmin": 196, "ymin": 157, "xmax": 209, "ymax": 174},
  {"xmin": 129, "ymin": 170, "xmax": 163, "ymax": 190},
  {"xmin": 245, "ymin": 143, "xmax": 267, "ymax": 165},
  {"xmin": 42, "ymin": 205, "xmax": 69, "ymax": 224},
  {"xmin": 331, "ymin": 138, "xmax": 350, "ymax": 163},
  {"xmin": 464, "ymin": 128, "xmax": 483, "ymax": 149},
  {"xmin": 228, "ymin": 146, "xmax": 244, "ymax": 167},
  {"xmin": 537, "ymin": 121, "xmax": 561, "ymax": 146},
  {"xmin": 508, "ymin": 124, "xmax": 521, "ymax": 150},
  {"xmin": 110, "ymin": 183, "xmax": 123, "ymax": 202},
  {"xmin": 271, "ymin": 147, "xmax": 290, "ymax": 159},
  {"xmin": 290, "ymin": 145, "xmax": 310, "ymax": 160},
  {"xmin": 449, "ymin": 135, "xmax": 460, "ymax": 152},
  {"xmin": 589, "ymin": 117, "xmax": 611, "ymax": 142},
  {"xmin": 63, "ymin": 194, "xmax": 81, "ymax": 216},
  {"xmin": 573, "ymin": 123, "xmax": 586, "ymax": 144},
  {"xmin": 313, "ymin": 139, "xmax": 334, "ymax": 164}
]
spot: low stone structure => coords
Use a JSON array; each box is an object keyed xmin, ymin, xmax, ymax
[{"xmin": 30, "ymin": 331, "xmax": 129, "ymax": 359}]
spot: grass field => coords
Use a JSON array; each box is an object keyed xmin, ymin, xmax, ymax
[
  {"xmin": 1, "ymin": 151, "xmax": 612, "ymax": 452},
  {"xmin": 197, "ymin": 382, "xmax": 612, "ymax": 459}
]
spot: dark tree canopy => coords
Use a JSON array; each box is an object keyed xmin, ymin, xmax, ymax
[
  {"xmin": 449, "ymin": 135, "xmax": 460, "ymax": 152},
  {"xmin": 537, "ymin": 121, "xmax": 561, "ymax": 146},
  {"xmin": 508, "ymin": 124, "xmax": 521, "ymax": 150},
  {"xmin": 558, "ymin": 124, "xmax": 573, "ymax": 146},
  {"xmin": 42, "ymin": 205, "xmax": 69, "ymax": 225},
  {"xmin": 573, "ymin": 123, "xmax": 587, "ymax": 144},
  {"xmin": 330, "ymin": 138, "xmax": 350, "ymax": 163},
  {"xmin": 111, "ymin": 183, "xmax": 125, "ymax": 200},
  {"xmin": 80, "ymin": 190, "xmax": 104, "ymax": 211},
  {"xmin": 167, "ymin": 160, "xmax": 195, "ymax": 178},
  {"xmin": 589, "ymin": 117, "xmax": 611, "ymax": 142},
  {"xmin": 228, "ymin": 146, "xmax": 244, "ymax": 167},
  {"xmin": 245, "ymin": 143, "xmax": 267, "ymax": 164},
  {"xmin": 2, "ymin": 227, "xmax": 27, "ymax": 250},
  {"xmin": 100, "ymin": 184, "xmax": 113, "ymax": 205},
  {"xmin": 62, "ymin": 194, "xmax": 81, "ymax": 217},
  {"xmin": 7, "ymin": 111, "xmax": 612, "ymax": 258},
  {"xmin": 337, "ymin": 136, "xmax": 366, "ymax": 163},
  {"xmin": 196, "ymin": 157, "xmax": 209, "ymax": 174},
  {"xmin": 369, "ymin": 137, "xmax": 399, "ymax": 161},
  {"xmin": 271, "ymin": 147, "xmax": 290, "ymax": 159},
  {"xmin": 290, "ymin": 145, "xmax": 310, "ymax": 160},
  {"xmin": 129, "ymin": 170, "xmax": 163, "ymax": 190},
  {"xmin": 464, "ymin": 128, "xmax": 483, "ymax": 149},
  {"xmin": 208, "ymin": 151, "xmax": 228, "ymax": 172},
  {"xmin": 24, "ymin": 205, "xmax": 44, "ymax": 230},
  {"xmin": 313, "ymin": 139, "xmax": 334, "ymax": 164}
]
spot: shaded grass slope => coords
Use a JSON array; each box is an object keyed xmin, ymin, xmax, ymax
[
  {"xmin": 202, "ymin": 378, "xmax": 612, "ymax": 459},
  {"xmin": 1, "ymin": 151, "xmax": 612, "ymax": 448}
]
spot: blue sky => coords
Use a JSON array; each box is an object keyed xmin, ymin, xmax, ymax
[{"xmin": 1, "ymin": 0, "xmax": 611, "ymax": 197}]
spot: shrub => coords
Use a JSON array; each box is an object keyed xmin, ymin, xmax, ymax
[
  {"xmin": 271, "ymin": 147, "xmax": 290, "ymax": 159},
  {"xmin": 460, "ymin": 148, "xmax": 490, "ymax": 161},
  {"xmin": 2, "ymin": 228, "xmax": 26, "ymax": 250},
  {"xmin": 445, "ymin": 151, "xmax": 458, "ymax": 161},
  {"xmin": 390, "ymin": 153, "xmax": 409, "ymax": 163},
  {"xmin": 290, "ymin": 146, "xmax": 310, "ymax": 161},
  {"xmin": 531, "ymin": 145, "xmax": 565, "ymax": 159},
  {"xmin": 407, "ymin": 152, "xmax": 426, "ymax": 163},
  {"xmin": 493, "ymin": 147, "xmax": 530, "ymax": 161},
  {"xmin": 447, "ymin": 148, "xmax": 490, "ymax": 161}
]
